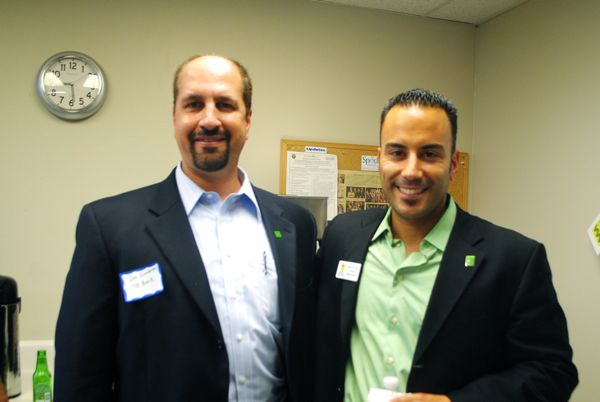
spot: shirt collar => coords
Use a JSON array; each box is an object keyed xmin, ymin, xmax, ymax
[
  {"xmin": 175, "ymin": 163, "xmax": 259, "ymax": 216},
  {"xmin": 371, "ymin": 197, "xmax": 457, "ymax": 252},
  {"xmin": 426, "ymin": 198, "xmax": 457, "ymax": 252}
]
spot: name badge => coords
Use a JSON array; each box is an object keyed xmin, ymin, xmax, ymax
[
  {"xmin": 120, "ymin": 263, "xmax": 164, "ymax": 302},
  {"xmin": 335, "ymin": 260, "xmax": 362, "ymax": 282}
]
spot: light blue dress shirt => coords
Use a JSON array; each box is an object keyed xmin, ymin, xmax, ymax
[{"xmin": 176, "ymin": 164, "xmax": 284, "ymax": 402}]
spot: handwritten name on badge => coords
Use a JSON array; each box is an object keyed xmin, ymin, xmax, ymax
[
  {"xmin": 335, "ymin": 260, "xmax": 362, "ymax": 282},
  {"xmin": 120, "ymin": 263, "xmax": 164, "ymax": 302}
]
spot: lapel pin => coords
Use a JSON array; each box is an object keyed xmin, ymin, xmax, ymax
[
  {"xmin": 465, "ymin": 255, "xmax": 476, "ymax": 267},
  {"xmin": 274, "ymin": 230, "xmax": 282, "ymax": 239}
]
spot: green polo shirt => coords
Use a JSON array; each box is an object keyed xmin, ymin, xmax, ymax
[{"xmin": 344, "ymin": 199, "xmax": 457, "ymax": 401}]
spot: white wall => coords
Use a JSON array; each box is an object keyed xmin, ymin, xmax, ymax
[
  {"xmin": 0, "ymin": 0, "xmax": 474, "ymax": 337},
  {"xmin": 473, "ymin": 1, "xmax": 600, "ymax": 401}
]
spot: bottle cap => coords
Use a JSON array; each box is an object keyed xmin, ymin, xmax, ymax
[{"xmin": 383, "ymin": 376, "xmax": 399, "ymax": 391}]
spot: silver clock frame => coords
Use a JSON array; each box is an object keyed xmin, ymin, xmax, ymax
[{"xmin": 36, "ymin": 51, "xmax": 107, "ymax": 121}]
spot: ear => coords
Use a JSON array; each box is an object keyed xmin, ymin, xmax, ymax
[
  {"xmin": 245, "ymin": 109, "xmax": 252, "ymax": 138},
  {"xmin": 449, "ymin": 150, "xmax": 460, "ymax": 181}
]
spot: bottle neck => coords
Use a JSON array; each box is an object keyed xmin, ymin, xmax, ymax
[{"xmin": 36, "ymin": 353, "xmax": 49, "ymax": 371}]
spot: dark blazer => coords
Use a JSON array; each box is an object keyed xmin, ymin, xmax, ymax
[
  {"xmin": 55, "ymin": 170, "xmax": 317, "ymax": 402},
  {"xmin": 314, "ymin": 205, "xmax": 578, "ymax": 402}
]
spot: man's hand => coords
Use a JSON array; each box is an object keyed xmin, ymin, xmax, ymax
[{"xmin": 390, "ymin": 392, "xmax": 451, "ymax": 402}]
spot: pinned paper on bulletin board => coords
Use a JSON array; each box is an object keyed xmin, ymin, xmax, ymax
[
  {"xmin": 588, "ymin": 212, "xmax": 600, "ymax": 256},
  {"xmin": 286, "ymin": 151, "xmax": 338, "ymax": 220}
]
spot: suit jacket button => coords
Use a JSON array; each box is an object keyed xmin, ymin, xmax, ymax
[{"xmin": 217, "ymin": 339, "xmax": 224, "ymax": 349}]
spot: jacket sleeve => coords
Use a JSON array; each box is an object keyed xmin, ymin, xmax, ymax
[
  {"xmin": 54, "ymin": 204, "xmax": 118, "ymax": 402},
  {"xmin": 448, "ymin": 243, "xmax": 578, "ymax": 402}
]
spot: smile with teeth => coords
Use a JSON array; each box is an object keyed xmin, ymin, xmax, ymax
[{"xmin": 397, "ymin": 186, "xmax": 426, "ymax": 195}]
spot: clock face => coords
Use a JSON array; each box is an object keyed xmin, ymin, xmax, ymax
[{"xmin": 36, "ymin": 52, "xmax": 107, "ymax": 120}]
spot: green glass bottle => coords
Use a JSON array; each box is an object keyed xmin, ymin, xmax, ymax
[{"xmin": 32, "ymin": 350, "xmax": 52, "ymax": 402}]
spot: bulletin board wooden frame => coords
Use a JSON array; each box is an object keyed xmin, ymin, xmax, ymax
[{"xmin": 279, "ymin": 138, "xmax": 469, "ymax": 211}]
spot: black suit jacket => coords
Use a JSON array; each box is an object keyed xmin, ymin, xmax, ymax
[
  {"xmin": 55, "ymin": 170, "xmax": 317, "ymax": 402},
  {"xmin": 314, "ymin": 205, "xmax": 578, "ymax": 402}
]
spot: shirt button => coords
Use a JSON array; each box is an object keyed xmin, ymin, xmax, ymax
[
  {"xmin": 390, "ymin": 316, "xmax": 399, "ymax": 325},
  {"xmin": 240, "ymin": 376, "xmax": 248, "ymax": 385},
  {"xmin": 386, "ymin": 356, "xmax": 395, "ymax": 365},
  {"xmin": 236, "ymin": 334, "xmax": 244, "ymax": 342}
]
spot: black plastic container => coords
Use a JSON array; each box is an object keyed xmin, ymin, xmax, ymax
[{"xmin": 0, "ymin": 275, "xmax": 21, "ymax": 398}]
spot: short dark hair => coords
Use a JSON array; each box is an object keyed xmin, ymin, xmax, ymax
[
  {"xmin": 380, "ymin": 88, "xmax": 457, "ymax": 151},
  {"xmin": 172, "ymin": 54, "xmax": 253, "ymax": 115}
]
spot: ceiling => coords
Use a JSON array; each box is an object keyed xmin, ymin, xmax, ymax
[{"xmin": 312, "ymin": 0, "xmax": 530, "ymax": 25}]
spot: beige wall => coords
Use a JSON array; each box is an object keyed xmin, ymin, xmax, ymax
[
  {"xmin": 0, "ymin": 0, "xmax": 474, "ymax": 336},
  {"xmin": 473, "ymin": 1, "xmax": 600, "ymax": 400}
]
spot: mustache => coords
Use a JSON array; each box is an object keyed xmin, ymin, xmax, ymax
[{"xmin": 187, "ymin": 127, "xmax": 231, "ymax": 142}]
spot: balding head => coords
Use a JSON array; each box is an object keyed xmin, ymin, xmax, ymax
[{"xmin": 173, "ymin": 54, "xmax": 252, "ymax": 117}]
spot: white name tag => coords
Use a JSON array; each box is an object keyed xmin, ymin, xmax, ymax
[
  {"xmin": 335, "ymin": 260, "xmax": 362, "ymax": 282},
  {"xmin": 120, "ymin": 263, "xmax": 164, "ymax": 302}
]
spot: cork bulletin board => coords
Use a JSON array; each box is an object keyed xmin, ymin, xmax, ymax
[{"xmin": 280, "ymin": 139, "xmax": 469, "ymax": 212}]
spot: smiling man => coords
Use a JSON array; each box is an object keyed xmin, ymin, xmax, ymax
[
  {"xmin": 314, "ymin": 88, "xmax": 578, "ymax": 402},
  {"xmin": 54, "ymin": 55, "xmax": 317, "ymax": 402}
]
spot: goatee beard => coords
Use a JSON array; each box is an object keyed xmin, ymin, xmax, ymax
[
  {"xmin": 192, "ymin": 148, "xmax": 229, "ymax": 172},
  {"xmin": 188, "ymin": 129, "xmax": 231, "ymax": 172}
]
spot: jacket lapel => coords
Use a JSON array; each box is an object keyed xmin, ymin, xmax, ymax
[
  {"xmin": 145, "ymin": 171, "xmax": 222, "ymax": 337},
  {"xmin": 413, "ymin": 208, "xmax": 485, "ymax": 363},
  {"xmin": 254, "ymin": 188, "xmax": 297, "ymax": 339},
  {"xmin": 339, "ymin": 210, "xmax": 386, "ymax": 360}
]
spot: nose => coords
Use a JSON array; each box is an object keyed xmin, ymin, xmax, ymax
[
  {"xmin": 197, "ymin": 103, "xmax": 221, "ymax": 132},
  {"xmin": 401, "ymin": 154, "xmax": 423, "ymax": 179}
]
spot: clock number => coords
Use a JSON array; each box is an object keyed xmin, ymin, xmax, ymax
[
  {"xmin": 87, "ymin": 92, "xmax": 92, "ymax": 99},
  {"xmin": 69, "ymin": 99, "xmax": 74, "ymax": 107},
  {"xmin": 69, "ymin": 61, "xmax": 78, "ymax": 70},
  {"xmin": 60, "ymin": 63, "xmax": 66, "ymax": 71},
  {"xmin": 79, "ymin": 98, "xmax": 85, "ymax": 106},
  {"xmin": 50, "ymin": 89, "xmax": 56, "ymax": 97},
  {"xmin": 59, "ymin": 96, "xmax": 64, "ymax": 104},
  {"xmin": 53, "ymin": 70, "xmax": 61, "ymax": 78}
]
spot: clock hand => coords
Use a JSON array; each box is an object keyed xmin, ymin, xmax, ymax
[{"xmin": 63, "ymin": 82, "xmax": 74, "ymax": 107}]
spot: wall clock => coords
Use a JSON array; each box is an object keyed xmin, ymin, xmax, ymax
[{"xmin": 36, "ymin": 51, "xmax": 107, "ymax": 121}]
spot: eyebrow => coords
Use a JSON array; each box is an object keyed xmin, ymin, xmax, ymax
[
  {"xmin": 178, "ymin": 93, "xmax": 240, "ymax": 109},
  {"xmin": 179, "ymin": 93, "xmax": 239, "ymax": 104},
  {"xmin": 214, "ymin": 95, "xmax": 239, "ymax": 105},
  {"xmin": 421, "ymin": 144, "xmax": 445, "ymax": 151},
  {"xmin": 179, "ymin": 93, "xmax": 201, "ymax": 103},
  {"xmin": 384, "ymin": 143, "xmax": 446, "ymax": 151}
]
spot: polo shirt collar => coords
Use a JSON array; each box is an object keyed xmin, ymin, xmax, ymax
[{"xmin": 371, "ymin": 196, "xmax": 457, "ymax": 252}]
